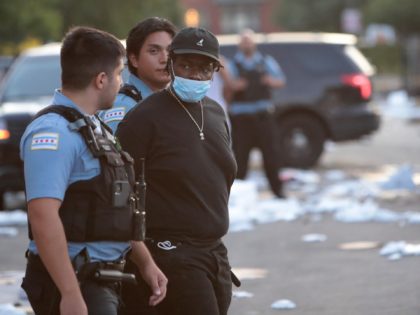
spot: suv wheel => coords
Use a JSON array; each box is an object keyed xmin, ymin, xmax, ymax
[{"xmin": 277, "ymin": 114, "xmax": 326, "ymax": 168}]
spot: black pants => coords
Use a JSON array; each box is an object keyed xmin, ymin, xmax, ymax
[
  {"xmin": 121, "ymin": 239, "xmax": 232, "ymax": 315},
  {"xmin": 21, "ymin": 254, "xmax": 121, "ymax": 315},
  {"xmin": 230, "ymin": 111, "xmax": 283, "ymax": 196}
]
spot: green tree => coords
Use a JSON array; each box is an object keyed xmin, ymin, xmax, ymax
[
  {"xmin": 0, "ymin": 0, "xmax": 61, "ymax": 54},
  {"xmin": 274, "ymin": 0, "xmax": 365, "ymax": 32},
  {"xmin": 0, "ymin": 0, "xmax": 182, "ymax": 54},
  {"xmin": 59, "ymin": 0, "xmax": 182, "ymax": 39},
  {"xmin": 364, "ymin": 0, "xmax": 420, "ymax": 36}
]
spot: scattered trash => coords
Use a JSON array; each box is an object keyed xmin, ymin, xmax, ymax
[
  {"xmin": 0, "ymin": 210, "xmax": 27, "ymax": 226},
  {"xmin": 271, "ymin": 299, "xmax": 296, "ymax": 310},
  {"xmin": 0, "ymin": 304, "xmax": 26, "ymax": 315},
  {"xmin": 301, "ymin": 233, "xmax": 327, "ymax": 242},
  {"xmin": 231, "ymin": 268, "xmax": 268, "ymax": 280},
  {"xmin": 233, "ymin": 291, "xmax": 254, "ymax": 298},
  {"xmin": 228, "ymin": 165, "xmax": 419, "ymax": 232},
  {"xmin": 338, "ymin": 241, "xmax": 381, "ymax": 251},
  {"xmin": 381, "ymin": 90, "xmax": 420, "ymax": 120},
  {"xmin": 0, "ymin": 227, "xmax": 18, "ymax": 237},
  {"xmin": 379, "ymin": 164, "xmax": 416, "ymax": 191},
  {"xmin": 380, "ymin": 241, "xmax": 420, "ymax": 260}
]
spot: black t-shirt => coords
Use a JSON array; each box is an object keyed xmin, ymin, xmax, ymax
[{"xmin": 116, "ymin": 89, "xmax": 237, "ymax": 241}]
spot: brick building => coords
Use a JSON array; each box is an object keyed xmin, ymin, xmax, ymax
[{"xmin": 178, "ymin": 0, "xmax": 281, "ymax": 34}]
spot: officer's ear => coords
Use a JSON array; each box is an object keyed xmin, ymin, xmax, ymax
[
  {"xmin": 95, "ymin": 72, "xmax": 107, "ymax": 89},
  {"xmin": 128, "ymin": 53, "xmax": 139, "ymax": 70}
]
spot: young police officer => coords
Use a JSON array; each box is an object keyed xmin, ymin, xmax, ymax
[
  {"xmin": 100, "ymin": 17, "xmax": 176, "ymax": 132},
  {"xmin": 20, "ymin": 26, "xmax": 167, "ymax": 315},
  {"xmin": 117, "ymin": 27, "xmax": 238, "ymax": 315}
]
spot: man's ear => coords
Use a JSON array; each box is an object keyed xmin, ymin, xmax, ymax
[
  {"xmin": 95, "ymin": 72, "xmax": 107, "ymax": 89},
  {"xmin": 128, "ymin": 54, "xmax": 138, "ymax": 69}
]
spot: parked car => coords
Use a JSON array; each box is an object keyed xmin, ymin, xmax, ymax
[
  {"xmin": 218, "ymin": 32, "xmax": 380, "ymax": 168},
  {"xmin": 0, "ymin": 56, "xmax": 14, "ymax": 82},
  {"xmin": 0, "ymin": 43, "xmax": 61, "ymax": 208}
]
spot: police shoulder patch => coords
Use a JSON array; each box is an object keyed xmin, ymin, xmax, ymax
[
  {"xmin": 31, "ymin": 132, "xmax": 59, "ymax": 150},
  {"xmin": 103, "ymin": 107, "xmax": 126, "ymax": 123}
]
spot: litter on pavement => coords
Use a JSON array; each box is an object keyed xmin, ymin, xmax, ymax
[{"xmin": 271, "ymin": 299, "xmax": 297, "ymax": 310}]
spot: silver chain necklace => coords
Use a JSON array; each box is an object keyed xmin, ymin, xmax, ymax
[{"xmin": 167, "ymin": 88, "xmax": 205, "ymax": 140}]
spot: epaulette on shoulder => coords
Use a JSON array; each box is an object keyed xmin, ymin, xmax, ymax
[
  {"xmin": 32, "ymin": 105, "xmax": 83, "ymax": 123},
  {"xmin": 119, "ymin": 84, "xmax": 142, "ymax": 102}
]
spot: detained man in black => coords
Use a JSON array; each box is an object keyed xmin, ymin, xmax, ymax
[{"xmin": 116, "ymin": 27, "xmax": 238, "ymax": 315}]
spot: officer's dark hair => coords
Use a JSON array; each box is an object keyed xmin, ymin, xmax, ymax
[
  {"xmin": 61, "ymin": 26, "xmax": 125, "ymax": 90},
  {"xmin": 126, "ymin": 17, "xmax": 177, "ymax": 75}
]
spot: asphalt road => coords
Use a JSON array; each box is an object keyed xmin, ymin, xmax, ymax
[{"xmin": 1, "ymin": 114, "xmax": 420, "ymax": 314}]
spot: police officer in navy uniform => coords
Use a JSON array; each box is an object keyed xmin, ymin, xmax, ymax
[
  {"xmin": 116, "ymin": 27, "xmax": 238, "ymax": 315},
  {"xmin": 20, "ymin": 26, "xmax": 167, "ymax": 315},
  {"xmin": 228, "ymin": 28, "xmax": 286, "ymax": 198},
  {"xmin": 99, "ymin": 17, "xmax": 177, "ymax": 133}
]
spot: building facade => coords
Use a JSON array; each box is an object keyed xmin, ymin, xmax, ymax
[{"xmin": 179, "ymin": 0, "xmax": 281, "ymax": 34}]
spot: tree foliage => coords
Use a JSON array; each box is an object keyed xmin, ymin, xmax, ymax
[
  {"xmin": 364, "ymin": 0, "xmax": 420, "ymax": 36},
  {"xmin": 0, "ymin": 0, "xmax": 182, "ymax": 54},
  {"xmin": 0, "ymin": 0, "xmax": 61, "ymax": 54},
  {"xmin": 275, "ymin": 0, "xmax": 420, "ymax": 36}
]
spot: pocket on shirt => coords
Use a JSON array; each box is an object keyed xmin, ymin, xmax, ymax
[{"xmin": 78, "ymin": 148, "xmax": 100, "ymax": 176}]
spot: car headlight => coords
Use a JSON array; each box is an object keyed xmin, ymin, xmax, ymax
[{"xmin": 0, "ymin": 117, "xmax": 10, "ymax": 140}]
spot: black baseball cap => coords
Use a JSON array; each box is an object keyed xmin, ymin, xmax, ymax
[{"xmin": 169, "ymin": 27, "xmax": 220, "ymax": 62}]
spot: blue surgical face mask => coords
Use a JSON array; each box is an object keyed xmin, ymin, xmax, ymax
[
  {"xmin": 170, "ymin": 61, "xmax": 212, "ymax": 102},
  {"xmin": 172, "ymin": 76, "xmax": 211, "ymax": 102}
]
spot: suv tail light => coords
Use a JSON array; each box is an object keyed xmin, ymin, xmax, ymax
[
  {"xmin": 0, "ymin": 119, "xmax": 10, "ymax": 140},
  {"xmin": 341, "ymin": 73, "xmax": 372, "ymax": 100}
]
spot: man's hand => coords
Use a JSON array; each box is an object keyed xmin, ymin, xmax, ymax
[
  {"xmin": 138, "ymin": 259, "xmax": 168, "ymax": 306},
  {"xmin": 60, "ymin": 290, "xmax": 88, "ymax": 315},
  {"xmin": 261, "ymin": 74, "xmax": 284, "ymax": 88},
  {"xmin": 130, "ymin": 241, "xmax": 168, "ymax": 306}
]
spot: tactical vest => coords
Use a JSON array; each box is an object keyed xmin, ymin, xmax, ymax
[
  {"xmin": 28, "ymin": 105, "xmax": 145, "ymax": 242},
  {"xmin": 231, "ymin": 57, "xmax": 271, "ymax": 102},
  {"xmin": 119, "ymin": 84, "xmax": 142, "ymax": 102}
]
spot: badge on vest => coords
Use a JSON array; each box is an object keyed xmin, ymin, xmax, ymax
[
  {"xmin": 31, "ymin": 132, "xmax": 59, "ymax": 150},
  {"xmin": 103, "ymin": 107, "xmax": 126, "ymax": 123}
]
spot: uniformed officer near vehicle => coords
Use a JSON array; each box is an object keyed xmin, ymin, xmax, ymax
[
  {"xmin": 99, "ymin": 17, "xmax": 177, "ymax": 133},
  {"xmin": 116, "ymin": 27, "xmax": 239, "ymax": 315},
  {"xmin": 20, "ymin": 26, "xmax": 167, "ymax": 315},
  {"xmin": 228, "ymin": 28, "xmax": 286, "ymax": 198}
]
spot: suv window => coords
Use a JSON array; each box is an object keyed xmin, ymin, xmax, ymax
[
  {"xmin": 261, "ymin": 44, "xmax": 352, "ymax": 75},
  {"xmin": 2, "ymin": 55, "xmax": 60, "ymax": 102}
]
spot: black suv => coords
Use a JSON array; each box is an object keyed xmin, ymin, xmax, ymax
[
  {"xmin": 0, "ymin": 33, "xmax": 379, "ymax": 208},
  {"xmin": 219, "ymin": 32, "xmax": 380, "ymax": 168}
]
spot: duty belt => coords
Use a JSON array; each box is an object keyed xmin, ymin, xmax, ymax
[{"xmin": 26, "ymin": 251, "xmax": 135, "ymax": 284}]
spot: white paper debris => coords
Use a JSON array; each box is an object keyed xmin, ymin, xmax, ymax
[
  {"xmin": 0, "ymin": 304, "xmax": 26, "ymax": 315},
  {"xmin": 380, "ymin": 241, "xmax": 420, "ymax": 260},
  {"xmin": 301, "ymin": 233, "xmax": 327, "ymax": 242},
  {"xmin": 233, "ymin": 291, "xmax": 254, "ymax": 298},
  {"xmin": 0, "ymin": 227, "xmax": 18, "ymax": 237},
  {"xmin": 0, "ymin": 210, "xmax": 27, "ymax": 226},
  {"xmin": 379, "ymin": 164, "xmax": 416, "ymax": 191},
  {"xmin": 271, "ymin": 299, "xmax": 296, "ymax": 310}
]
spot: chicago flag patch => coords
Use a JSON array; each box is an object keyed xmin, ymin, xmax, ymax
[
  {"xmin": 103, "ymin": 107, "xmax": 125, "ymax": 123},
  {"xmin": 31, "ymin": 132, "xmax": 59, "ymax": 150}
]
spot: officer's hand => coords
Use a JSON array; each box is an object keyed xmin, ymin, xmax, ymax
[
  {"xmin": 139, "ymin": 262, "xmax": 168, "ymax": 306},
  {"xmin": 234, "ymin": 78, "xmax": 248, "ymax": 91},
  {"xmin": 60, "ymin": 290, "xmax": 88, "ymax": 315},
  {"xmin": 260, "ymin": 74, "xmax": 272, "ymax": 86}
]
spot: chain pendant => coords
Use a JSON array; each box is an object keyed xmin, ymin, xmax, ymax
[{"xmin": 200, "ymin": 132, "xmax": 205, "ymax": 140}]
